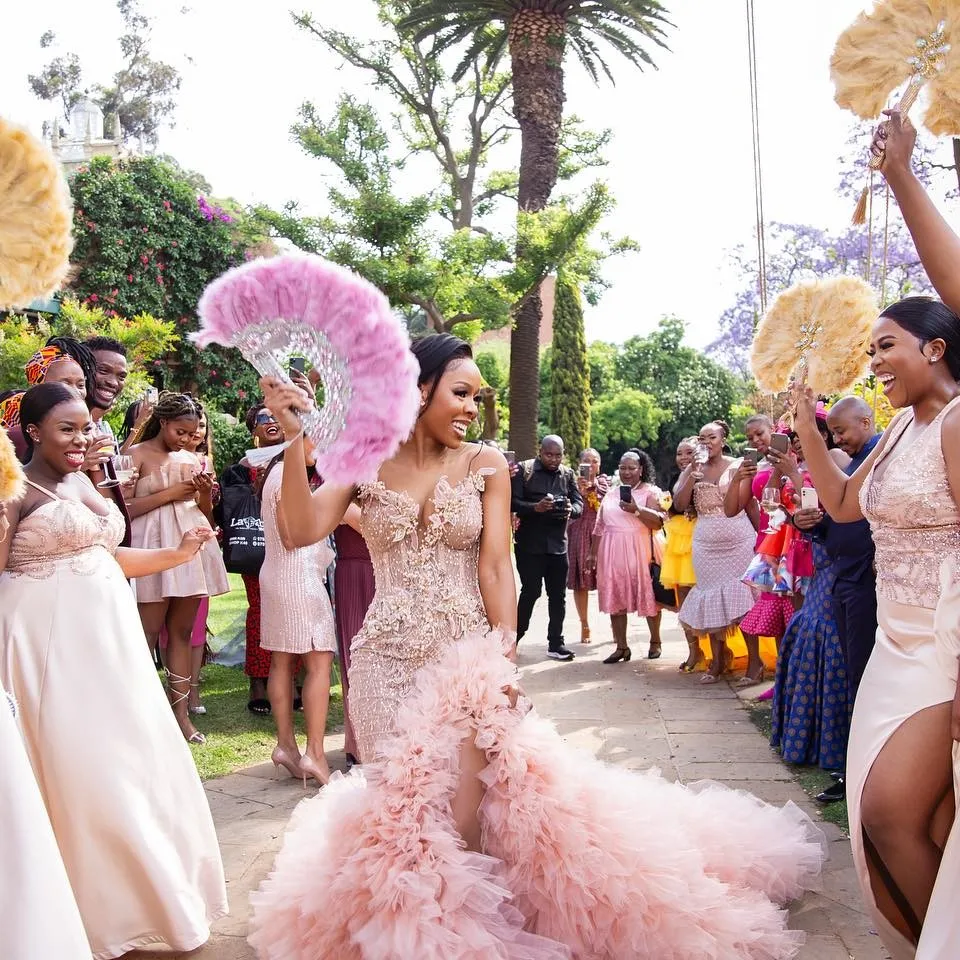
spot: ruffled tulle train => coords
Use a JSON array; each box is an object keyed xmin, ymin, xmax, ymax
[{"xmin": 249, "ymin": 630, "xmax": 825, "ymax": 960}]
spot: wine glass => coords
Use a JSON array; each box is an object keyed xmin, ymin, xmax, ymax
[
  {"xmin": 761, "ymin": 485, "xmax": 786, "ymax": 535},
  {"xmin": 694, "ymin": 444, "xmax": 709, "ymax": 466},
  {"xmin": 92, "ymin": 422, "xmax": 120, "ymax": 488},
  {"xmin": 113, "ymin": 455, "xmax": 136, "ymax": 485}
]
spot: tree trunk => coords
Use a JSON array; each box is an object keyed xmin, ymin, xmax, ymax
[{"xmin": 507, "ymin": 10, "xmax": 566, "ymax": 459}]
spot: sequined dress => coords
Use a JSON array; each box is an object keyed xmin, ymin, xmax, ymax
[
  {"xmin": 249, "ymin": 468, "xmax": 825, "ymax": 960},
  {"xmin": 847, "ymin": 398, "xmax": 960, "ymax": 960},
  {"xmin": 259, "ymin": 464, "xmax": 337, "ymax": 655},
  {"xmin": 0, "ymin": 482, "xmax": 228, "ymax": 959}
]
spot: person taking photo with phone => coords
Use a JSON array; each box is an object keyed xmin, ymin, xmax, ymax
[{"xmin": 511, "ymin": 435, "xmax": 583, "ymax": 661}]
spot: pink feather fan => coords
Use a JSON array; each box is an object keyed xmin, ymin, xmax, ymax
[{"xmin": 194, "ymin": 254, "xmax": 420, "ymax": 485}]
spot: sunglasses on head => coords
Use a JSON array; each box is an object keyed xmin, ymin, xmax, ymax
[{"xmin": 255, "ymin": 412, "xmax": 277, "ymax": 425}]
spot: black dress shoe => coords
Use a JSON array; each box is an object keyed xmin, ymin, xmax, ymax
[
  {"xmin": 829, "ymin": 770, "xmax": 844, "ymax": 782},
  {"xmin": 816, "ymin": 778, "xmax": 846, "ymax": 804}
]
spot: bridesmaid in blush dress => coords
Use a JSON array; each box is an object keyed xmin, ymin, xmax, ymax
[
  {"xmin": 0, "ymin": 385, "xmax": 227, "ymax": 960},
  {"xmin": 791, "ymin": 297, "xmax": 960, "ymax": 959},
  {"xmin": 259, "ymin": 456, "xmax": 338, "ymax": 785}
]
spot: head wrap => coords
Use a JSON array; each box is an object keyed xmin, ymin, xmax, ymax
[
  {"xmin": 0, "ymin": 392, "xmax": 24, "ymax": 428},
  {"xmin": 24, "ymin": 344, "xmax": 68, "ymax": 385}
]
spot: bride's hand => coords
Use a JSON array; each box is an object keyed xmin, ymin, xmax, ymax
[{"xmin": 259, "ymin": 376, "xmax": 312, "ymax": 440}]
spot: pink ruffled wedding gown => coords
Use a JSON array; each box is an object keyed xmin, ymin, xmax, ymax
[{"xmin": 249, "ymin": 468, "xmax": 825, "ymax": 960}]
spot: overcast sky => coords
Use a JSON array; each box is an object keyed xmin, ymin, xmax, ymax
[{"xmin": 5, "ymin": 1, "xmax": 958, "ymax": 349}]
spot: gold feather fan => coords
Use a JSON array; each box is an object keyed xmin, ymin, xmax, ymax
[
  {"xmin": 0, "ymin": 117, "xmax": 74, "ymax": 311},
  {"xmin": 0, "ymin": 427, "xmax": 25, "ymax": 540},
  {"xmin": 832, "ymin": 0, "xmax": 960, "ymax": 136},
  {"xmin": 750, "ymin": 277, "xmax": 878, "ymax": 396}
]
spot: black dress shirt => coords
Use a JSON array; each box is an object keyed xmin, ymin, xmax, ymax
[{"xmin": 511, "ymin": 459, "xmax": 583, "ymax": 555}]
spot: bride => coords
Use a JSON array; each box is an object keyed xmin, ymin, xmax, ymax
[{"xmin": 249, "ymin": 333, "xmax": 825, "ymax": 960}]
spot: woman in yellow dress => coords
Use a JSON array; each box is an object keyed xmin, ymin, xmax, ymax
[{"xmin": 660, "ymin": 438, "xmax": 700, "ymax": 670}]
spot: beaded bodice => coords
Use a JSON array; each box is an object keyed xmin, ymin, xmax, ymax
[
  {"xmin": 352, "ymin": 470, "xmax": 493, "ymax": 656},
  {"xmin": 692, "ymin": 478, "xmax": 730, "ymax": 518},
  {"xmin": 5, "ymin": 494, "xmax": 124, "ymax": 579},
  {"xmin": 861, "ymin": 398, "xmax": 960, "ymax": 609}
]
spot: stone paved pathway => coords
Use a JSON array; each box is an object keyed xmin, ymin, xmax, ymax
[{"xmin": 130, "ymin": 599, "xmax": 889, "ymax": 959}]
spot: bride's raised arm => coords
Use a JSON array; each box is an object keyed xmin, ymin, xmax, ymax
[{"xmin": 260, "ymin": 378, "xmax": 356, "ymax": 548}]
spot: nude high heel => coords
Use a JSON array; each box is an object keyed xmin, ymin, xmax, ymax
[
  {"xmin": 271, "ymin": 745, "xmax": 304, "ymax": 781},
  {"xmin": 299, "ymin": 753, "xmax": 330, "ymax": 788},
  {"xmin": 165, "ymin": 670, "xmax": 205, "ymax": 744}
]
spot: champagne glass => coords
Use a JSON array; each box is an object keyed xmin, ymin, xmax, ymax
[
  {"xmin": 761, "ymin": 485, "xmax": 785, "ymax": 535},
  {"xmin": 93, "ymin": 422, "xmax": 120, "ymax": 487},
  {"xmin": 113, "ymin": 455, "xmax": 136, "ymax": 485},
  {"xmin": 694, "ymin": 444, "xmax": 709, "ymax": 466}
]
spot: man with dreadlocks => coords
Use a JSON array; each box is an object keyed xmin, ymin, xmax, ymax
[{"xmin": 0, "ymin": 336, "xmax": 97, "ymax": 462}]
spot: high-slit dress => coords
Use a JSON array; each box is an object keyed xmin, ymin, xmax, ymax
[
  {"xmin": 248, "ymin": 467, "xmax": 826, "ymax": 959},
  {"xmin": 849, "ymin": 396, "xmax": 960, "ymax": 959}
]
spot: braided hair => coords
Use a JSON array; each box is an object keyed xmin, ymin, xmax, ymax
[{"xmin": 131, "ymin": 392, "xmax": 202, "ymax": 445}]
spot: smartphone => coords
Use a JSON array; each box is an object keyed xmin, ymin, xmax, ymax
[
  {"xmin": 503, "ymin": 450, "xmax": 516, "ymax": 465},
  {"xmin": 289, "ymin": 356, "xmax": 307, "ymax": 375},
  {"xmin": 619, "ymin": 484, "xmax": 633, "ymax": 504},
  {"xmin": 742, "ymin": 447, "xmax": 759, "ymax": 465},
  {"xmin": 769, "ymin": 433, "xmax": 790, "ymax": 454},
  {"xmin": 145, "ymin": 386, "xmax": 159, "ymax": 405},
  {"xmin": 800, "ymin": 487, "xmax": 819, "ymax": 511},
  {"xmin": 579, "ymin": 463, "xmax": 591, "ymax": 479}
]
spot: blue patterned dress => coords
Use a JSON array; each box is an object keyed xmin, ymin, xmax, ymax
[{"xmin": 770, "ymin": 540, "xmax": 851, "ymax": 771}]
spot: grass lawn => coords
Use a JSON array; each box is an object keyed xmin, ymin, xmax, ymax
[
  {"xmin": 746, "ymin": 701, "xmax": 849, "ymax": 834},
  {"xmin": 188, "ymin": 576, "xmax": 344, "ymax": 781}
]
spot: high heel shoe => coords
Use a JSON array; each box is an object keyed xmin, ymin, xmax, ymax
[
  {"xmin": 735, "ymin": 665, "xmax": 766, "ymax": 687},
  {"xmin": 580, "ymin": 624, "xmax": 591, "ymax": 644},
  {"xmin": 188, "ymin": 682, "xmax": 206, "ymax": 715},
  {"xmin": 271, "ymin": 745, "xmax": 303, "ymax": 780},
  {"xmin": 603, "ymin": 646, "xmax": 632, "ymax": 664},
  {"xmin": 165, "ymin": 670, "xmax": 206, "ymax": 744},
  {"xmin": 299, "ymin": 753, "xmax": 330, "ymax": 788},
  {"xmin": 647, "ymin": 641, "xmax": 662, "ymax": 660}
]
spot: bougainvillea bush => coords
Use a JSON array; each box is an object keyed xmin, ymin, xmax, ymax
[{"xmin": 67, "ymin": 156, "xmax": 263, "ymax": 412}]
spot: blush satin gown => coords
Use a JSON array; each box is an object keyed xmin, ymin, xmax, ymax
[
  {"xmin": 0, "ymin": 482, "xmax": 228, "ymax": 959},
  {"xmin": 249, "ymin": 467, "xmax": 825, "ymax": 960},
  {"xmin": 848, "ymin": 397, "xmax": 960, "ymax": 960}
]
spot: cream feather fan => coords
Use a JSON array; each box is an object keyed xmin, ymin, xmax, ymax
[
  {"xmin": 750, "ymin": 277, "xmax": 878, "ymax": 396},
  {"xmin": 0, "ymin": 118, "xmax": 74, "ymax": 311},
  {"xmin": 0, "ymin": 427, "xmax": 25, "ymax": 504},
  {"xmin": 832, "ymin": 0, "xmax": 960, "ymax": 135}
]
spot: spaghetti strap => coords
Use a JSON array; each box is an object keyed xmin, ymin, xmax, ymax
[{"xmin": 23, "ymin": 480, "xmax": 59, "ymax": 501}]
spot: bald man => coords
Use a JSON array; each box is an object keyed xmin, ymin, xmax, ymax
[
  {"xmin": 512, "ymin": 435, "xmax": 583, "ymax": 662},
  {"xmin": 815, "ymin": 396, "xmax": 881, "ymax": 805}
]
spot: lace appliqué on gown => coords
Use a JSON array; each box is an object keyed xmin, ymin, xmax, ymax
[{"xmin": 5, "ymin": 499, "xmax": 123, "ymax": 580}]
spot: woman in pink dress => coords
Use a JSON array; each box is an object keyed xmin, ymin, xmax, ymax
[
  {"xmin": 591, "ymin": 449, "xmax": 664, "ymax": 663},
  {"xmin": 127, "ymin": 393, "xmax": 230, "ymax": 743},
  {"xmin": 566, "ymin": 448, "xmax": 607, "ymax": 644},
  {"xmin": 259, "ymin": 453, "xmax": 338, "ymax": 786}
]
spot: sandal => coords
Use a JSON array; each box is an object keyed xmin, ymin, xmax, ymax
[
  {"xmin": 247, "ymin": 698, "xmax": 271, "ymax": 716},
  {"xmin": 166, "ymin": 670, "xmax": 206, "ymax": 744},
  {"xmin": 188, "ymin": 681, "xmax": 206, "ymax": 715},
  {"xmin": 736, "ymin": 666, "xmax": 766, "ymax": 687},
  {"xmin": 699, "ymin": 673, "xmax": 721, "ymax": 685}
]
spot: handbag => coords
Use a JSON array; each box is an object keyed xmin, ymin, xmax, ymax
[{"xmin": 219, "ymin": 477, "xmax": 265, "ymax": 575}]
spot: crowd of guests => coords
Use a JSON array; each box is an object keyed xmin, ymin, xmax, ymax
[{"xmin": 513, "ymin": 403, "xmax": 885, "ymax": 812}]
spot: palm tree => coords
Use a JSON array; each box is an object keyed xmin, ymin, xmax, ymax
[{"xmin": 401, "ymin": 0, "xmax": 672, "ymax": 457}]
